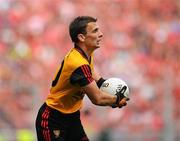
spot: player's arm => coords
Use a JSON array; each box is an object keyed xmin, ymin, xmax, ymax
[
  {"xmin": 82, "ymin": 80, "xmax": 117, "ymax": 106},
  {"xmin": 83, "ymin": 81, "xmax": 129, "ymax": 107},
  {"xmin": 70, "ymin": 64, "xmax": 127, "ymax": 107}
]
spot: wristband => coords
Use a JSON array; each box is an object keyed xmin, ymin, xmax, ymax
[{"xmin": 96, "ymin": 77, "xmax": 106, "ymax": 88}]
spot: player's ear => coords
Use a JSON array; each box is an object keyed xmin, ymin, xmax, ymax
[{"xmin": 77, "ymin": 34, "xmax": 85, "ymax": 42}]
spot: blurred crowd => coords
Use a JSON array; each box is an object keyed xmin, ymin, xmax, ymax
[{"xmin": 0, "ymin": 0, "xmax": 179, "ymax": 140}]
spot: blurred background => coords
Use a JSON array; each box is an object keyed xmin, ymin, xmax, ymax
[{"xmin": 0, "ymin": 0, "xmax": 179, "ymax": 141}]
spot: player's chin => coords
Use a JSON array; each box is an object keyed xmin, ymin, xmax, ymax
[
  {"xmin": 96, "ymin": 45, "xmax": 100, "ymax": 48},
  {"xmin": 93, "ymin": 45, "xmax": 100, "ymax": 50}
]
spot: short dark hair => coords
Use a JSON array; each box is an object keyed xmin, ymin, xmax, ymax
[{"xmin": 69, "ymin": 16, "xmax": 97, "ymax": 43}]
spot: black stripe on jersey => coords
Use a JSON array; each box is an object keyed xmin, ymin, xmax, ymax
[
  {"xmin": 70, "ymin": 65, "xmax": 93, "ymax": 87},
  {"xmin": 52, "ymin": 60, "xmax": 64, "ymax": 87}
]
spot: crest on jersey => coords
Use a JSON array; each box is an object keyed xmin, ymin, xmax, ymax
[{"xmin": 53, "ymin": 130, "xmax": 61, "ymax": 138}]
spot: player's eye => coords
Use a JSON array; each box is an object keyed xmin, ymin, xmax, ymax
[{"xmin": 92, "ymin": 28, "xmax": 98, "ymax": 33}]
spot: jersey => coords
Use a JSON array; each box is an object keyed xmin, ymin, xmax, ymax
[{"xmin": 46, "ymin": 45, "xmax": 94, "ymax": 114}]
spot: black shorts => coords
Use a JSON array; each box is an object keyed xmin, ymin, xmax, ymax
[{"xmin": 35, "ymin": 103, "xmax": 89, "ymax": 141}]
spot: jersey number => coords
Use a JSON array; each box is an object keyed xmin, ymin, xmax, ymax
[{"xmin": 51, "ymin": 60, "xmax": 64, "ymax": 87}]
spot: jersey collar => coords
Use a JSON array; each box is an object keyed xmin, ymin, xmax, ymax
[{"xmin": 74, "ymin": 44, "xmax": 91, "ymax": 63}]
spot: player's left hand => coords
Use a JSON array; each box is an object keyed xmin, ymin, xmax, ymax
[{"xmin": 112, "ymin": 87, "xmax": 130, "ymax": 108}]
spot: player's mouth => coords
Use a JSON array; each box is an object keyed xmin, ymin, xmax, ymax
[{"xmin": 97, "ymin": 39, "xmax": 101, "ymax": 44}]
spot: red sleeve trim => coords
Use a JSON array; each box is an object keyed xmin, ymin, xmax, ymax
[{"xmin": 81, "ymin": 65, "xmax": 93, "ymax": 82}]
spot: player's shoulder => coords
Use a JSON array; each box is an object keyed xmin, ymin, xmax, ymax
[{"xmin": 65, "ymin": 48, "xmax": 89, "ymax": 68}]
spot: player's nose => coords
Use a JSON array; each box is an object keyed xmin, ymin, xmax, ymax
[{"xmin": 99, "ymin": 30, "xmax": 103, "ymax": 38}]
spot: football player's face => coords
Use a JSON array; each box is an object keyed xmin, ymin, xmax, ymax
[{"xmin": 84, "ymin": 22, "xmax": 103, "ymax": 50}]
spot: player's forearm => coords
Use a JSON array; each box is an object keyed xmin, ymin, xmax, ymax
[
  {"xmin": 91, "ymin": 92, "xmax": 117, "ymax": 106},
  {"xmin": 83, "ymin": 81, "xmax": 117, "ymax": 106}
]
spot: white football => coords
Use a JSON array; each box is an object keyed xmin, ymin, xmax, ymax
[{"xmin": 100, "ymin": 78, "xmax": 129, "ymax": 98}]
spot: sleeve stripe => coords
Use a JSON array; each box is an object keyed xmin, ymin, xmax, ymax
[
  {"xmin": 82, "ymin": 65, "xmax": 89, "ymax": 77},
  {"xmin": 85, "ymin": 65, "xmax": 93, "ymax": 82},
  {"xmin": 81, "ymin": 65, "xmax": 91, "ymax": 82},
  {"xmin": 81, "ymin": 65, "xmax": 92, "ymax": 82},
  {"xmin": 81, "ymin": 65, "xmax": 88, "ymax": 77},
  {"xmin": 81, "ymin": 66, "xmax": 90, "ymax": 82},
  {"xmin": 85, "ymin": 65, "xmax": 92, "ymax": 79},
  {"xmin": 84, "ymin": 65, "xmax": 91, "ymax": 78}
]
